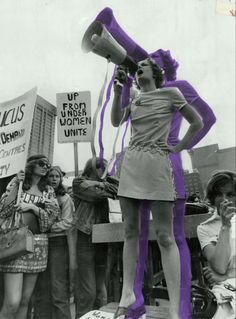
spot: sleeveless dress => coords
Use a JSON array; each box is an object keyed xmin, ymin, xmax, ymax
[{"xmin": 118, "ymin": 87, "xmax": 188, "ymax": 201}]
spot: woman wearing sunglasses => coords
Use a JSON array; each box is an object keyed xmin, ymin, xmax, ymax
[{"xmin": 0, "ymin": 154, "xmax": 60, "ymax": 319}]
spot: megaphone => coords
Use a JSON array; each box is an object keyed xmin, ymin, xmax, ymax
[
  {"xmin": 95, "ymin": 7, "xmax": 148, "ymax": 62},
  {"xmin": 82, "ymin": 20, "xmax": 138, "ymax": 74},
  {"xmin": 81, "ymin": 7, "xmax": 149, "ymax": 74}
]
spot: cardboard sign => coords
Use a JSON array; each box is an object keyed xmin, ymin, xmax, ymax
[
  {"xmin": 0, "ymin": 87, "xmax": 37, "ymax": 178},
  {"xmin": 79, "ymin": 310, "xmax": 114, "ymax": 319},
  {"xmin": 56, "ymin": 91, "xmax": 92, "ymax": 143}
]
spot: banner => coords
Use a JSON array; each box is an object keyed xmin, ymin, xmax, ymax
[
  {"xmin": 56, "ymin": 91, "xmax": 92, "ymax": 143},
  {"xmin": 0, "ymin": 87, "xmax": 37, "ymax": 178}
]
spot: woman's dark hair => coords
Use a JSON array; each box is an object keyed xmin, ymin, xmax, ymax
[
  {"xmin": 48, "ymin": 166, "xmax": 66, "ymax": 196},
  {"xmin": 149, "ymin": 49, "xmax": 179, "ymax": 81},
  {"xmin": 82, "ymin": 157, "xmax": 107, "ymax": 178},
  {"xmin": 135, "ymin": 58, "xmax": 164, "ymax": 89},
  {"xmin": 205, "ymin": 170, "xmax": 236, "ymax": 205},
  {"xmin": 23, "ymin": 154, "xmax": 50, "ymax": 192}
]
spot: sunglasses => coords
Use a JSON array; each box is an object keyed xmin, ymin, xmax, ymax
[{"xmin": 37, "ymin": 160, "xmax": 51, "ymax": 169}]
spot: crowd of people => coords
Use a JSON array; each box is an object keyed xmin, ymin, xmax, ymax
[
  {"xmin": 0, "ymin": 52, "xmax": 235, "ymax": 319},
  {"xmin": 0, "ymin": 155, "xmax": 118, "ymax": 319},
  {"xmin": 0, "ymin": 159, "xmax": 235, "ymax": 319}
]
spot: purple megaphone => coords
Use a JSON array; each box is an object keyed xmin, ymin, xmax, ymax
[{"xmin": 81, "ymin": 7, "xmax": 149, "ymax": 74}]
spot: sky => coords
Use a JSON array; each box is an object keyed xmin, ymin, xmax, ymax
[{"xmin": 0, "ymin": 0, "xmax": 235, "ymax": 177}]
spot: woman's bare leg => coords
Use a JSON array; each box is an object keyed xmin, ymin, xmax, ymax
[
  {"xmin": 173, "ymin": 200, "xmax": 192, "ymax": 319},
  {"xmin": 128, "ymin": 201, "xmax": 150, "ymax": 319},
  {"xmin": 0, "ymin": 273, "xmax": 23, "ymax": 319},
  {"xmin": 151, "ymin": 201, "xmax": 181, "ymax": 319},
  {"xmin": 118, "ymin": 197, "xmax": 141, "ymax": 311},
  {"xmin": 15, "ymin": 273, "xmax": 38, "ymax": 319}
]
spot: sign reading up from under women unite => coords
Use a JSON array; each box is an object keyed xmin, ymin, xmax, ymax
[
  {"xmin": 56, "ymin": 91, "xmax": 92, "ymax": 143},
  {"xmin": 0, "ymin": 87, "xmax": 37, "ymax": 178}
]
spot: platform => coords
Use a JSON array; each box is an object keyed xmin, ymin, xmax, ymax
[
  {"xmin": 100, "ymin": 302, "xmax": 170, "ymax": 319},
  {"xmin": 92, "ymin": 213, "xmax": 211, "ymax": 243}
]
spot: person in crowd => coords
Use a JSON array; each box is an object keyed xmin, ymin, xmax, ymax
[
  {"xmin": 115, "ymin": 49, "xmax": 216, "ymax": 319},
  {"xmin": 0, "ymin": 155, "xmax": 59, "ymax": 319},
  {"xmin": 32, "ymin": 165, "xmax": 75, "ymax": 319},
  {"xmin": 197, "ymin": 170, "xmax": 236, "ymax": 319},
  {"xmin": 111, "ymin": 57, "xmax": 203, "ymax": 319},
  {"xmin": 72, "ymin": 157, "xmax": 118, "ymax": 319}
]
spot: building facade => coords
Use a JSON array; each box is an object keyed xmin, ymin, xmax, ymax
[
  {"xmin": 28, "ymin": 95, "xmax": 56, "ymax": 163},
  {"xmin": 184, "ymin": 169, "xmax": 204, "ymax": 199},
  {"xmin": 189, "ymin": 144, "xmax": 236, "ymax": 189}
]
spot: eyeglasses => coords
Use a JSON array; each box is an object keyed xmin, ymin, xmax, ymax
[{"xmin": 37, "ymin": 161, "xmax": 51, "ymax": 169}]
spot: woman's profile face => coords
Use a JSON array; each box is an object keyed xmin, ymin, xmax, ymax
[
  {"xmin": 48, "ymin": 169, "xmax": 61, "ymax": 190},
  {"xmin": 33, "ymin": 159, "xmax": 51, "ymax": 177},
  {"xmin": 135, "ymin": 59, "xmax": 153, "ymax": 85}
]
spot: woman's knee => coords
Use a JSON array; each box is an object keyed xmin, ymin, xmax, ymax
[
  {"xmin": 156, "ymin": 230, "xmax": 175, "ymax": 249},
  {"xmin": 1, "ymin": 298, "xmax": 20, "ymax": 315}
]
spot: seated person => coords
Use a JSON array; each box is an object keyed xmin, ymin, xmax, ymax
[{"xmin": 197, "ymin": 170, "xmax": 236, "ymax": 319}]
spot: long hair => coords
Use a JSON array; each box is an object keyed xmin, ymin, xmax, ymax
[
  {"xmin": 23, "ymin": 154, "xmax": 50, "ymax": 192},
  {"xmin": 205, "ymin": 170, "xmax": 236, "ymax": 205},
  {"xmin": 149, "ymin": 49, "xmax": 179, "ymax": 82},
  {"xmin": 82, "ymin": 157, "xmax": 107, "ymax": 179},
  {"xmin": 48, "ymin": 166, "xmax": 66, "ymax": 196}
]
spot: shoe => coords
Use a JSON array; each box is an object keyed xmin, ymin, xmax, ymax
[
  {"xmin": 114, "ymin": 306, "xmax": 130, "ymax": 319},
  {"xmin": 127, "ymin": 305, "xmax": 146, "ymax": 319}
]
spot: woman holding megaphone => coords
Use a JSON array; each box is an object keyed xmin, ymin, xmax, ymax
[{"xmin": 111, "ymin": 58, "xmax": 203, "ymax": 319}]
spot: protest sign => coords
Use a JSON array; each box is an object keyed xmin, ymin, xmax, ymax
[
  {"xmin": 0, "ymin": 87, "xmax": 37, "ymax": 178},
  {"xmin": 56, "ymin": 91, "xmax": 92, "ymax": 143},
  {"xmin": 79, "ymin": 310, "xmax": 114, "ymax": 319}
]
